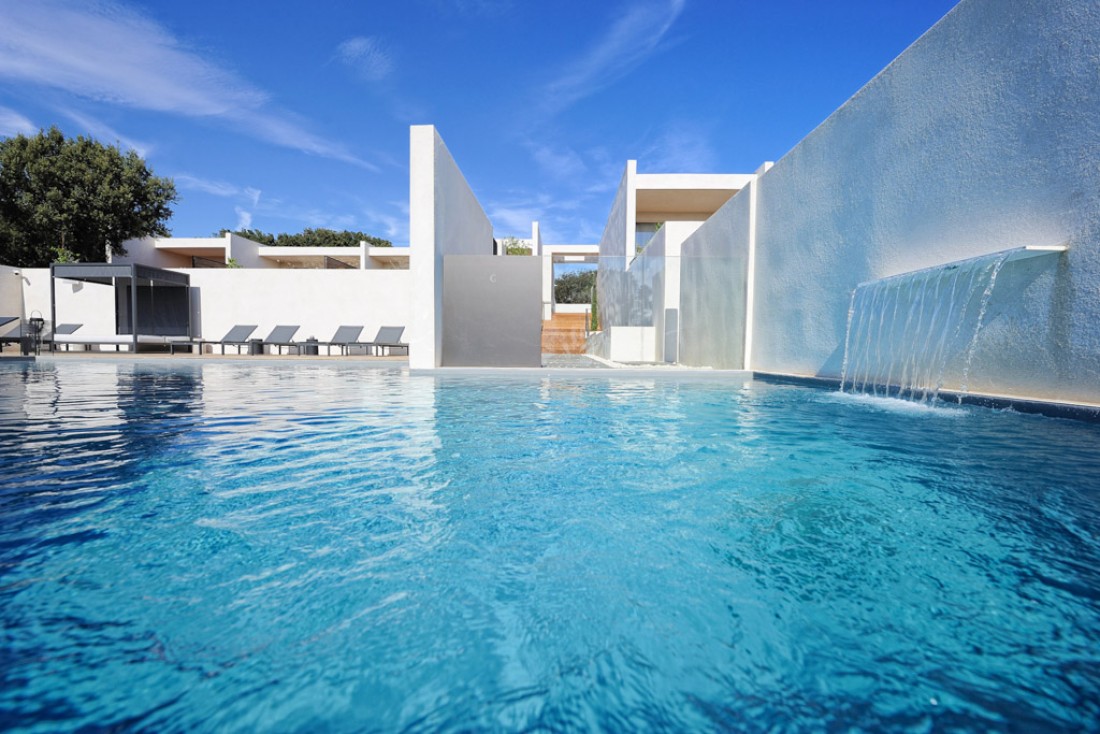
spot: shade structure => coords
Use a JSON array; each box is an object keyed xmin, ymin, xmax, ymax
[{"xmin": 50, "ymin": 263, "xmax": 192, "ymax": 352}]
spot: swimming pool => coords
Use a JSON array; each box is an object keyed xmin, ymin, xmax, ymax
[{"xmin": 1, "ymin": 361, "xmax": 1098, "ymax": 731}]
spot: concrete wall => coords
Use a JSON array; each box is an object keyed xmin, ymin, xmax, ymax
[
  {"xmin": 409, "ymin": 125, "xmax": 494, "ymax": 369},
  {"xmin": 744, "ymin": 0, "xmax": 1100, "ymax": 403}
]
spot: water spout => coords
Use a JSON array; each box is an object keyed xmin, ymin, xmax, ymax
[{"xmin": 839, "ymin": 246, "xmax": 1065, "ymax": 402}]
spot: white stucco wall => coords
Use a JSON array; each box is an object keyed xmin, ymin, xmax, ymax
[
  {"xmin": 0, "ymin": 265, "xmax": 25, "ymax": 323},
  {"xmin": 409, "ymin": 125, "xmax": 494, "ymax": 368},
  {"xmin": 114, "ymin": 237, "xmax": 194, "ymax": 268},
  {"xmin": 741, "ymin": 0, "xmax": 1100, "ymax": 403},
  {"xmin": 185, "ymin": 269, "xmax": 411, "ymax": 346},
  {"xmin": 20, "ymin": 268, "xmax": 119, "ymax": 337},
  {"xmin": 678, "ymin": 184, "xmax": 755, "ymax": 369}
]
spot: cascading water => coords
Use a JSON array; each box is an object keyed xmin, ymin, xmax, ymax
[{"xmin": 839, "ymin": 253, "xmax": 1010, "ymax": 402}]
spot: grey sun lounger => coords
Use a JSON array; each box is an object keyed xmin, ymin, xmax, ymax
[
  {"xmin": 202, "ymin": 324, "xmax": 258, "ymax": 355},
  {"xmin": 46, "ymin": 323, "xmax": 82, "ymax": 351},
  {"xmin": 0, "ymin": 317, "xmax": 21, "ymax": 350},
  {"xmin": 356, "ymin": 326, "xmax": 408, "ymax": 356},
  {"xmin": 264, "ymin": 325, "xmax": 301, "ymax": 355},
  {"xmin": 322, "ymin": 325, "xmax": 364, "ymax": 356}
]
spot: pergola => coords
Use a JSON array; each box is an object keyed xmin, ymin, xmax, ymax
[{"xmin": 50, "ymin": 263, "xmax": 192, "ymax": 352}]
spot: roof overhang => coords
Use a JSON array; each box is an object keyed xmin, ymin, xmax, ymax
[
  {"xmin": 634, "ymin": 173, "xmax": 755, "ymax": 221},
  {"xmin": 51, "ymin": 262, "xmax": 190, "ymax": 286}
]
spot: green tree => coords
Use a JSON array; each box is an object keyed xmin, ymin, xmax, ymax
[
  {"xmin": 217, "ymin": 227, "xmax": 392, "ymax": 247},
  {"xmin": 554, "ymin": 268, "xmax": 597, "ymax": 304},
  {"xmin": 0, "ymin": 127, "xmax": 177, "ymax": 267},
  {"xmin": 218, "ymin": 228, "xmax": 276, "ymax": 245},
  {"xmin": 500, "ymin": 236, "xmax": 531, "ymax": 256}
]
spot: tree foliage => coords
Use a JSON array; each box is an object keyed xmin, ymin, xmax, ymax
[
  {"xmin": 554, "ymin": 268, "xmax": 597, "ymax": 304},
  {"xmin": 500, "ymin": 236, "xmax": 531, "ymax": 256},
  {"xmin": 217, "ymin": 227, "xmax": 392, "ymax": 247},
  {"xmin": 0, "ymin": 127, "xmax": 177, "ymax": 267}
]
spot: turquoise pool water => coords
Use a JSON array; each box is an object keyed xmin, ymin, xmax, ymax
[{"xmin": 1, "ymin": 362, "xmax": 1098, "ymax": 732}]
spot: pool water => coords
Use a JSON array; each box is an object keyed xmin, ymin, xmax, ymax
[{"xmin": 1, "ymin": 362, "xmax": 1098, "ymax": 732}]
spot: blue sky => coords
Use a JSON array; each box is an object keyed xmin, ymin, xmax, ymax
[{"xmin": 0, "ymin": 0, "xmax": 958, "ymax": 246}]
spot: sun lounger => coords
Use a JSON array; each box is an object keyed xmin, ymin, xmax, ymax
[
  {"xmin": 0, "ymin": 317, "xmax": 21, "ymax": 351},
  {"xmin": 356, "ymin": 326, "xmax": 408, "ymax": 356},
  {"xmin": 49, "ymin": 334, "xmax": 195, "ymax": 352},
  {"xmin": 45, "ymin": 323, "xmax": 82, "ymax": 351},
  {"xmin": 264, "ymin": 325, "xmax": 300, "ymax": 355},
  {"xmin": 201, "ymin": 325, "xmax": 258, "ymax": 355},
  {"xmin": 322, "ymin": 325, "xmax": 364, "ymax": 356}
]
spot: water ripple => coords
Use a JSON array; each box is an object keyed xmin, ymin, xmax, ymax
[{"xmin": 0, "ymin": 363, "xmax": 1098, "ymax": 731}]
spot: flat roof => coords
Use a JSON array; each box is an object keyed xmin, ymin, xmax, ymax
[{"xmin": 634, "ymin": 173, "xmax": 754, "ymax": 220}]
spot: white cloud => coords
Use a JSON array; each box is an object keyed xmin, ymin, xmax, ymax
[
  {"xmin": 0, "ymin": 106, "xmax": 35, "ymax": 137},
  {"xmin": 541, "ymin": 0, "xmax": 684, "ymax": 115},
  {"xmin": 59, "ymin": 108, "xmax": 153, "ymax": 156},
  {"xmin": 174, "ymin": 173, "xmax": 243, "ymax": 198},
  {"xmin": 364, "ymin": 205, "xmax": 408, "ymax": 245},
  {"xmin": 0, "ymin": 1, "xmax": 372, "ymax": 168},
  {"xmin": 234, "ymin": 206, "xmax": 252, "ymax": 230},
  {"xmin": 336, "ymin": 37, "xmax": 394, "ymax": 82}
]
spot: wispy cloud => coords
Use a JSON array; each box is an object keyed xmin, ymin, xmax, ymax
[
  {"xmin": 59, "ymin": 108, "xmax": 153, "ymax": 156},
  {"xmin": 540, "ymin": 0, "xmax": 685, "ymax": 115},
  {"xmin": 0, "ymin": 0, "xmax": 373, "ymax": 168},
  {"xmin": 0, "ymin": 106, "xmax": 36, "ymax": 137},
  {"xmin": 638, "ymin": 121, "xmax": 716, "ymax": 172},
  {"xmin": 487, "ymin": 192, "xmax": 593, "ymax": 241},
  {"xmin": 364, "ymin": 202, "xmax": 409, "ymax": 245},
  {"xmin": 336, "ymin": 37, "xmax": 394, "ymax": 82},
  {"xmin": 530, "ymin": 143, "xmax": 587, "ymax": 181},
  {"xmin": 174, "ymin": 173, "xmax": 247, "ymax": 198},
  {"xmin": 234, "ymin": 207, "xmax": 253, "ymax": 230}
]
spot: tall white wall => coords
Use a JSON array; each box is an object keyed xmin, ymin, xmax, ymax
[
  {"xmin": 409, "ymin": 125, "xmax": 494, "ymax": 368},
  {"xmin": 596, "ymin": 161, "xmax": 636, "ymax": 329},
  {"xmin": 679, "ymin": 186, "xmax": 755, "ymax": 369},
  {"xmin": 739, "ymin": 0, "xmax": 1100, "ymax": 403}
]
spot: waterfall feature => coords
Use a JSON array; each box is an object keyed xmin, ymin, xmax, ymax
[{"xmin": 839, "ymin": 247, "xmax": 1065, "ymax": 402}]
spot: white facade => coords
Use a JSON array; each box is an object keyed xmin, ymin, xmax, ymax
[{"xmin": 670, "ymin": 0, "xmax": 1100, "ymax": 405}]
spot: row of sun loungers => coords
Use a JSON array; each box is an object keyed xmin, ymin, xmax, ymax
[
  {"xmin": 200, "ymin": 325, "xmax": 406, "ymax": 356},
  {"xmin": 1, "ymin": 319, "xmax": 407, "ymax": 357}
]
